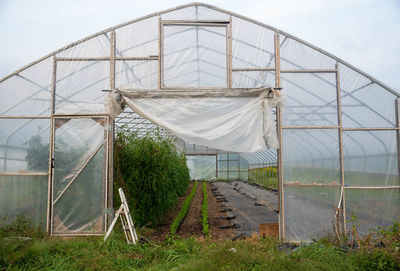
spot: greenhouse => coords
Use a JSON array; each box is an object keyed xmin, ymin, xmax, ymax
[{"xmin": 0, "ymin": 3, "xmax": 398, "ymax": 242}]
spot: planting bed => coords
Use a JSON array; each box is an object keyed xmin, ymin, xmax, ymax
[
  {"xmin": 145, "ymin": 182, "xmax": 234, "ymax": 241},
  {"xmin": 148, "ymin": 181, "xmax": 279, "ymax": 241},
  {"xmin": 212, "ymin": 181, "xmax": 279, "ymax": 238}
]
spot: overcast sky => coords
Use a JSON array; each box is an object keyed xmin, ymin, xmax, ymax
[{"xmin": 0, "ymin": 0, "xmax": 399, "ymax": 91}]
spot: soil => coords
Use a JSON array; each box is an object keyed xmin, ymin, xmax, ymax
[
  {"xmin": 177, "ymin": 183, "xmax": 203, "ymax": 237},
  {"xmin": 207, "ymin": 183, "xmax": 235, "ymax": 240},
  {"xmin": 146, "ymin": 182, "xmax": 194, "ymax": 242},
  {"xmin": 144, "ymin": 182, "xmax": 234, "ymax": 242}
]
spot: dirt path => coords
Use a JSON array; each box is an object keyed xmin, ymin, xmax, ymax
[
  {"xmin": 207, "ymin": 183, "xmax": 234, "ymax": 240},
  {"xmin": 146, "ymin": 182, "xmax": 194, "ymax": 242},
  {"xmin": 177, "ymin": 182, "xmax": 203, "ymax": 237}
]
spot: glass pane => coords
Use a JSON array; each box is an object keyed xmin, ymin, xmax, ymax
[
  {"xmin": 283, "ymin": 129, "xmax": 340, "ymax": 185},
  {"xmin": 0, "ymin": 175, "xmax": 47, "ymax": 228},
  {"xmin": 282, "ymin": 73, "xmax": 338, "ymax": 127},
  {"xmin": 55, "ymin": 61, "xmax": 109, "ymax": 114},
  {"xmin": 345, "ymin": 188, "xmax": 400, "ymax": 236},
  {"xmin": 0, "ymin": 119, "xmax": 50, "ymax": 172},
  {"xmin": 163, "ymin": 25, "xmax": 227, "ymax": 87},
  {"xmin": 343, "ymin": 131, "xmax": 398, "ymax": 186},
  {"xmin": 285, "ymin": 186, "xmax": 341, "ymax": 241},
  {"xmin": 53, "ymin": 146, "xmax": 105, "ymax": 234}
]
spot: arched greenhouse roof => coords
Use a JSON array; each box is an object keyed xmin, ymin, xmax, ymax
[{"xmin": 0, "ymin": 2, "xmax": 399, "ymax": 241}]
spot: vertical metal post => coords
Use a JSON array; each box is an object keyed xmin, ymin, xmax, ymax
[
  {"xmin": 275, "ymin": 32, "xmax": 284, "ymax": 241},
  {"xmin": 158, "ymin": 17, "xmax": 162, "ymax": 89},
  {"xmin": 107, "ymin": 30, "xmax": 116, "ymax": 230},
  {"xmin": 395, "ymin": 98, "xmax": 400, "ymax": 185},
  {"xmin": 335, "ymin": 62, "xmax": 346, "ymax": 235},
  {"xmin": 228, "ymin": 16, "xmax": 233, "ymax": 88},
  {"xmin": 47, "ymin": 57, "xmax": 57, "ymax": 234},
  {"xmin": 216, "ymin": 154, "xmax": 218, "ymax": 179},
  {"xmin": 110, "ymin": 30, "xmax": 116, "ymax": 89}
]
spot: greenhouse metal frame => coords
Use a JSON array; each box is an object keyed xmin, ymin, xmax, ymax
[{"xmin": 0, "ymin": 2, "xmax": 399, "ymax": 241}]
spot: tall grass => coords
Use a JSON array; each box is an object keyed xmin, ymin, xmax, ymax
[{"xmin": 114, "ymin": 131, "xmax": 190, "ymax": 227}]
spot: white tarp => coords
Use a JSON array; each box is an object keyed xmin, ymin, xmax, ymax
[{"xmin": 105, "ymin": 88, "xmax": 285, "ymax": 153}]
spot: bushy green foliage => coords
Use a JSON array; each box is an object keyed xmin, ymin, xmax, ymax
[
  {"xmin": 201, "ymin": 182, "xmax": 209, "ymax": 236},
  {"xmin": 170, "ymin": 182, "xmax": 198, "ymax": 236},
  {"xmin": 114, "ymin": 131, "xmax": 190, "ymax": 227}
]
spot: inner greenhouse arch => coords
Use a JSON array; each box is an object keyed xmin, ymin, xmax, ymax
[{"xmin": 0, "ymin": 2, "xmax": 399, "ymax": 241}]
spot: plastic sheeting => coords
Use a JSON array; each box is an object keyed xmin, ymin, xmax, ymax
[
  {"xmin": 122, "ymin": 89, "xmax": 285, "ymax": 153},
  {"xmin": 186, "ymin": 155, "xmax": 216, "ymax": 180}
]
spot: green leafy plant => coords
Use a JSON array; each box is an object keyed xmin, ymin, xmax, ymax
[
  {"xmin": 114, "ymin": 130, "xmax": 190, "ymax": 227},
  {"xmin": 201, "ymin": 182, "xmax": 209, "ymax": 236},
  {"xmin": 170, "ymin": 182, "xmax": 198, "ymax": 236}
]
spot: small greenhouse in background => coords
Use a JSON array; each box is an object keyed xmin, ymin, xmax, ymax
[{"xmin": 0, "ymin": 3, "xmax": 398, "ymax": 241}]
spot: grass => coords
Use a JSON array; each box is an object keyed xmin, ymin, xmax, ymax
[
  {"xmin": 201, "ymin": 182, "xmax": 209, "ymax": 236},
  {"xmin": 0, "ymin": 216, "xmax": 399, "ymax": 270},
  {"xmin": 169, "ymin": 182, "xmax": 198, "ymax": 236},
  {"xmin": 1, "ymin": 232, "xmax": 399, "ymax": 270}
]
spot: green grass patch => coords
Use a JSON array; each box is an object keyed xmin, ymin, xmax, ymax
[
  {"xmin": 201, "ymin": 182, "xmax": 209, "ymax": 236},
  {"xmin": 1, "ymin": 231, "xmax": 398, "ymax": 271},
  {"xmin": 170, "ymin": 182, "xmax": 199, "ymax": 236}
]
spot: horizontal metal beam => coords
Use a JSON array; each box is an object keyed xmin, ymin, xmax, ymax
[
  {"xmin": 55, "ymin": 56, "xmax": 158, "ymax": 61},
  {"xmin": 345, "ymin": 186, "xmax": 400, "ymax": 189},
  {"xmin": 284, "ymin": 183, "xmax": 341, "ymax": 187},
  {"xmin": 281, "ymin": 69, "xmax": 337, "ymax": 73},
  {"xmin": 120, "ymin": 87, "xmax": 276, "ymax": 98},
  {"xmin": 282, "ymin": 126, "xmax": 340, "ymax": 129},
  {"xmin": 0, "ymin": 172, "xmax": 49, "ymax": 176},
  {"xmin": 343, "ymin": 127, "xmax": 399, "ymax": 131},
  {"xmin": 0, "ymin": 116, "xmax": 50, "ymax": 119},
  {"xmin": 232, "ymin": 68, "xmax": 275, "ymax": 72}
]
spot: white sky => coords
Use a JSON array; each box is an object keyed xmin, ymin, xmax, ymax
[{"xmin": 0, "ymin": 0, "xmax": 399, "ymax": 91}]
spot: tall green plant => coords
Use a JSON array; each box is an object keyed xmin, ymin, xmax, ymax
[{"xmin": 114, "ymin": 131, "xmax": 190, "ymax": 227}]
